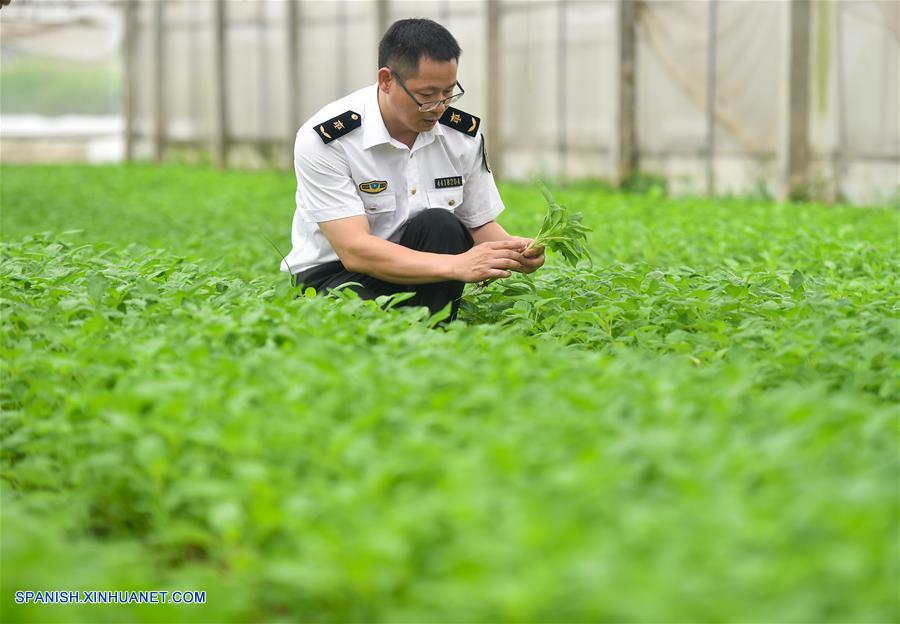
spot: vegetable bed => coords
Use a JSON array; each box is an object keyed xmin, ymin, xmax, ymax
[{"xmin": 2, "ymin": 165, "xmax": 897, "ymax": 623}]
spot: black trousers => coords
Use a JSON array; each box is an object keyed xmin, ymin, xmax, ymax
[{"xmin": 294, "ymin": 208, "xmax": 475, "ymax": 321}]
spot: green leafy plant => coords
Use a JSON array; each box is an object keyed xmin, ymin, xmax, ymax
[
  {"xmin": 527, "ymin": 181, "xmax": 592, "ymax": 266},
  {"xmin": 1, "ymin": 164, "xmax": 898, "ymax": 624},
  {"xmin": 472, "ymin": 182, "xmax": 592, "ymax": 293}
]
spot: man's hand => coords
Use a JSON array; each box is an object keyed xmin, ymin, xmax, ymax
[
  {"xmin": 507, "ymin": 236, "xmax": 545, "ymax": 275},
  {"xmin": 451, "ymin": 240, "xmax": 528, "ymax": 283}
]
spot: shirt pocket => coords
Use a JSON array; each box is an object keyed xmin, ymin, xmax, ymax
[
  {"xmin": 360, "ymin": 192, "xmax": 397, "ymax": 216},
  {"xmin": 426, "ymin": 188, "xmax": 463, "ymax": 213}
]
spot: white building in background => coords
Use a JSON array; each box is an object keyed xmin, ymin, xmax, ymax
[
  {"xmin": 0, "ymin": 0, "xmax": 123, "ymax": 163},
  {"xmin": 1, "ymin": 0, "xmax": 897, "ymax": 206}
]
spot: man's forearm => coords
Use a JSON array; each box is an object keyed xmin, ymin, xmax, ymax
[
  {"xmin": 340, "ymin": 235, "xmax": 459, "ymax": 284},
  {"xmin": 470, "ymin": 220, "xmax": 511, "ymax": 245},
  {"xmin": 358, "ymin": 220, "xmax": 514, "ymax": 283}
]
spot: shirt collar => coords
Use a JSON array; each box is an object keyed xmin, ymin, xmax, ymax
[
  {"xmin": 362, "ymin": 83, "xmax": 444, "ymax": 150},
  {"xmin": 362, "ymin": 84, "xmax": 392, "ymax": 149}
]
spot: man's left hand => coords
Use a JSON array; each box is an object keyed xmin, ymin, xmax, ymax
[{"xmin": 509, "ymin": 237, "xmax": 545, "ymax": 275}]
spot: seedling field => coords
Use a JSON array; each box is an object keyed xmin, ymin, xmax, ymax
[{"xmin": 1, "ymin": 165, "xmax": 897, "ymax": 622}]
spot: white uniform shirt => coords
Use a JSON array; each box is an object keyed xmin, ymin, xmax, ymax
[{"xmin": 282, "ymin": 83, "xmax": 505, "ymax": 274}]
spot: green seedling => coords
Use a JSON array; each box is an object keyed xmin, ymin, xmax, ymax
[
  {"xmin": 527, "ymin": 181, "xmax": 592, "ymax": 266},
  {"xmin": 473, "ymin": 182, "xmax": 592, "ymax": 293}
]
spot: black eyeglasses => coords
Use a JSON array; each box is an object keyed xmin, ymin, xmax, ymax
[{"xmin": 389, "ymin": 68, "xmax": 465, "ymax": 113}]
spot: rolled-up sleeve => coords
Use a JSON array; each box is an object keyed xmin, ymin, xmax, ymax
[
  {"xmin": 456, "ymin": 131, "xmax": 505, "ymax": 229},
  {"xmin": 294, "ymin": 129, "xmax": 365, "ymax": 223}
]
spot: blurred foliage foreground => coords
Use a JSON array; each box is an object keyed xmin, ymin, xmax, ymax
[{"xmin": 1, "ymin": 165, "xmax": 898, "ymax": 623}]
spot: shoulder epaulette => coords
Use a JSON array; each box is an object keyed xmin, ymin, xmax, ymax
[
  {"xmin": 439, "ymin": 106, "xmax": 480, "ymax": 137},
  {"xmin": 314, "ymin": 110, "xmax": 361, "ymax": 144}
]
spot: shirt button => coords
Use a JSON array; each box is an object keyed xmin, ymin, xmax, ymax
[
  {"xmin": 448, "ymin": 199, "xmax": 456, "ymax": 206},
  {"xmin": 411, "ymin": 188, "xmax": 417, "ymax": 195},
  {"xmin": 366, "ymin": 204, "xmax": 375, "ymax": 212}
]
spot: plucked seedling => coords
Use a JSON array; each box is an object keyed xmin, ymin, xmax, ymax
[
  {"xmin": 527, "ymin": 182, "xmax": 592, "ymax": 266},
  {"xmin": 472, "ymin": 182, "xmax": 592, "ymax": 293}
]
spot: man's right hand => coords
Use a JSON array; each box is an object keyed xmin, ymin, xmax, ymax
[{"xmin": 451, "ymin": 240, "xmax": 527, "ymax": 283}]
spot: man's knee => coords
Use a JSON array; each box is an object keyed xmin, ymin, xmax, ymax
[
  {"xmin": 409, "ymin": 207, "xmax": 466, "ymax": 231},
  {"xmin": 402, "ymin": 208, "xmax": 473, "ymax": 253},
  {"xmin": 406, "ymin": 208, "xmax": 471, "ymax": 243}
]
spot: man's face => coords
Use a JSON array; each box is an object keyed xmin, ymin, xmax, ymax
[{"xmin": 387, "ymin": 57, "xmax": 459, "ymax": 134}]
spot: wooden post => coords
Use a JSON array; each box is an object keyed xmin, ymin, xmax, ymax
[
  {"xmin": 123, "ymin": 0, "xmax": 137, "ymax": 162},
  {"xmin": 833, "ymin": 0, "xmax": 846, "ymax": 202},
  {"xmin": 337, "ymin": 1, "xmax": 348, "ymax": 95},
  {"xmin": 557, "ymin": 0, "xmax": 568, "ymax": 183},
  {"xmin": 211, "ymin": 0, "xmax": 228, "ymax": 168},
  {"xmin": 612, "ymin": 0, "xmax": 637, "ymax": 186},
  {"xmin": 376, "ymin": 0, "xmax": 390, "ymax": 45},
  {"xmin": 705, "ymin": 0, "xmax": 718, "ymax": 197},
  {"xmin": 781, "ymin": 0, "xmax": 811, "ymax": 200},
  {"xmin": 286, "ymin": 0, "xmax": 300, "ymax": 164},
  {"xmin": 150, "ymin": 0, "xmax": 165, "ymax": 162},
  {"xmin": 188, "ymin": 1, "xmax": 200, "ymax": 140},
  {"xmin": 257, "ymin": 1, "xmax": 270, "ymax": 164},
  {"xmin": 485, "ymin": 0, "xmax": 503, "ymax": 178}
]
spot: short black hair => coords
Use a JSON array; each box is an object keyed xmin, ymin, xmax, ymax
[{"xmin": 378, "ymin": 18, "xmax": 461, "ymax": 80}]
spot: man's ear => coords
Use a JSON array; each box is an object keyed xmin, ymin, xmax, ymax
[{"xmin": 377, "ymin": 67, "xmax": 392, "ymax": 92}]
